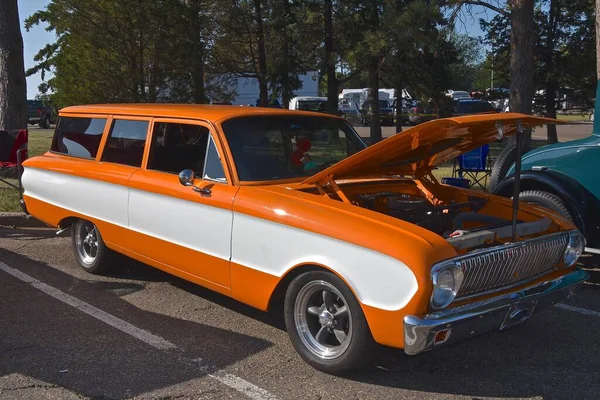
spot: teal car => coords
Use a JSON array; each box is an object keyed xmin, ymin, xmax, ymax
[{"xmin": 492, "ymin": 84, "xmax": 600, "ymax": 251}]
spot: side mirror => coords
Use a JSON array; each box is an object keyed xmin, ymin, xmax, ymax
[{"xmin": 179, "ymin": 169, "xmax": 195, "ymax": 186}]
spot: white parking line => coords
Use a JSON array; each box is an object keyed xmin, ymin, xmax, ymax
[
  {"xmin": 0, "ymin": 261, "xmax": 278, "ymax": 400},
  {"xmin": 556, "ymin": 303, "xmax": 600, "ymax": 318}
]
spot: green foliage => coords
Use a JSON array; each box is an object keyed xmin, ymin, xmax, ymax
[
  {"xmin": 24, "ymin": 0, "xmax": 596, "ymax": 110},
  {"xmin": 480, "ymin": 0, "xmax": 596, "ymax": 98}
]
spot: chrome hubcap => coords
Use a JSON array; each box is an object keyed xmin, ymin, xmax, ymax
[
  {"xmin": 75, "ymin": 221, "xmax": 99, "ymax": 265},
  {"xmin": 294, "ymin": 280, "xmax": 352, "ymax": 360}
]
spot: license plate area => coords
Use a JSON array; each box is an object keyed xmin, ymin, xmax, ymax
[{"xmin": 500, "ymin": 300, "xmax": 538, "ymax": 331}]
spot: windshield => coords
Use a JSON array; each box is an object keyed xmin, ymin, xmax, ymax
[{"xmin": 221, "ymin": 115, "xmax": 366, "ymax": 181}]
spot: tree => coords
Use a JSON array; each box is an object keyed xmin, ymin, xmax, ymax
[
  {"xmin": 452, "ymin": 0, "xmax": 535, "ymax": 148},
  {"xmin": 211, "ymin": 0, "xmax": 270, "ymax": 106},
  {"xmin": 0, "ymin": 0, "xmax": 27, "ymax": 131},
  {"xmin": 26, "ymin": 0, "xmax": 189, "ymax": 106},
  {"xmin": 481, "ymin": 0, "xmax": 596, "ymax": 144}
]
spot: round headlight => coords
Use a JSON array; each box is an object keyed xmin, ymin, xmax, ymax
[
  {"xmin": 564, "ymin": 231, "xmax": 586, "ymax": 267},
  {"xmin": 431, "ymin": 263, "xmax": 464, "ymax": 309}
]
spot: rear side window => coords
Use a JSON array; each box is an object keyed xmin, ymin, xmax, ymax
[
  {"xmin": 102, "ymin": 119, "xmax": 149, "ymax": 167},
  {"xmin": 51, "ymin": 117, "xmax": 107, "ymax": 159}
]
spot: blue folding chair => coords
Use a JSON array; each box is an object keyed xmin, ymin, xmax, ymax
[{"xmin": 442, "ymin": 145, "xmax": 492, "ymax": 191}]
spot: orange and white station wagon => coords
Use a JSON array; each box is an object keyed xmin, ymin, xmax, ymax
[{"xmin": 20, "ymin": 104, "xmax": 588, "ymax": 374}]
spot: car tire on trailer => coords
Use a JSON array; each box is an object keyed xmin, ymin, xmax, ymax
[
  {"xmin": 71, "ymin": 219, "xmax": 112, "ymax": 275},
  {"xmin": 284, "ymin": 270, "xmax": 380, "ymax": 375},
  {"xmin": 519, "ymin": 190, "xmax": 574, "ymax": 224}
]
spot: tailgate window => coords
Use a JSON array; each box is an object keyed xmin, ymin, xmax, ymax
[{"xmin": 50, "ymin": 117, "xmax": 107, "ymax": 159}]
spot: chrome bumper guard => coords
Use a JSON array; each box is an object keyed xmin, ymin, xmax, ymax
[{"xmin": 403, "ymin": 269, "xmax": 589, "ymax": 355}]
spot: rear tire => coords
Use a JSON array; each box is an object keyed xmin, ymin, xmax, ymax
[
  {"xmin": 71, "ymin": 219, "xmax": 111, "ymax": 275},
  {"xmin": 519, "ymin": 190, "xmax": 574, "ymax": 224},
  {"xmin": 284, "ymin": 270, "xmax": 380, "ymax": 375},
  {"xmin": 490, "ymin": 145, "xmax": 518, "ymax": 192}
]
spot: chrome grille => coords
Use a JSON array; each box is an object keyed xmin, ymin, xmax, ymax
[{"xmin": 456, "ymin": 233, "xmax": 569, "ymax": 298}]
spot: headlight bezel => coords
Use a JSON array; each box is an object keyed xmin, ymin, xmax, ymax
[
  {"xmin": 564, "ymin": 230, "xmax": 586, "ymax": 267},
  {"xmin": 430, "ymin": 261, "xmax": 464, "ymax": 310}
]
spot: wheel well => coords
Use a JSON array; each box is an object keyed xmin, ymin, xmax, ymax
[
  {"xmin": 267, "ymin": 264, "xmax": 330, "ymax": 311},
  {"xmin": 494, "ymin": 178, "xmax": 588, "ymax": 234},
  {"xmin": 58, "ymin": 216, "xmax": 79, "ymax": 230}
]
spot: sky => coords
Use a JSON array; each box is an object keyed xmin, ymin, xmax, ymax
[{"xmin": 17, "ymin": 0, "xmax": 493, "ymax": 99}]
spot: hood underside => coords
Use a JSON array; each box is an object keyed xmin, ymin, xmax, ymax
[{"xmin": 303, "ymin": 113, "xmax": 562, "ymax": 185}]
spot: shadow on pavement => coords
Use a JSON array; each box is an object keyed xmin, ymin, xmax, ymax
[
  {"xmin": 0, "ymin": 249, "xmax": 273, "ymax": 399},
  {"xmin": 104, "ymin": 251, "xmax": 288, "ymax": 332}
]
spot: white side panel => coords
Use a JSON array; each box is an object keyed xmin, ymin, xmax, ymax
[
  {"xmin": 128, "ymin": 189, "xmax": 233, "ymax": 261},
  {"xmin": 231, "ymin": 213, "xmax": 418, "ymax": 311},
  {"xmin": 21, "ymin": 167, "xmax": 130, "ymax": 227}
]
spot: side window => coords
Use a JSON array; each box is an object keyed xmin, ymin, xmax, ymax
[
  {"xmin": 203, "ymin": 137, "xmax": 226, "ymax": 182},
  {"xmin": 102, "ymin": 119, "xmax": 149, "ymax": 167},
  {"xmin": 147, "ymin": 122, "xmax": 209, "ymax": 176},
  {"xmin": 51, "ymin": 117, "xmax": 106, "ymax": 159}
]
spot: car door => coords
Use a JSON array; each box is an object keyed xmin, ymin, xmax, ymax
[{"xmin": 127, "ymin": 118, "xmax": 237, "ymax": 290}]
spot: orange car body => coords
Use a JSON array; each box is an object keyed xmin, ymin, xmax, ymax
[{"xmin": 20, "ymin": 104, "xmax": 588, "ymax": 353}]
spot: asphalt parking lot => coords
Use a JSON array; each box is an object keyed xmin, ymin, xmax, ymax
[{"xmin": 1, "ymin": 221, "xmax": 600, "ymax": 400}]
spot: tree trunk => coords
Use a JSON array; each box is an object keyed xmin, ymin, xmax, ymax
[
  {"xmin": 368, "ymin": 0, "xmax": 381, "ymax": 144},
  {"xmin": 395, "ymin": 85, "xmax": 403, "ymax": 133},
  {"xmin": 254, "ymin": 0, "xmax": 269, "ymax": 107},
  {"xmin": 0, "ymin": 0, "xmax": 27, "ymax": 131},
  {"xmin": 507, "ymin": 0, "xmax": 535, "ymax": 150},
  {"xmin": 191, "ymin": 0, "xmax": 206, "ymax": 104},
  {"xmin": 280, "ymin": 0, "xmax": 291, "ymax": 109},
  {"xmin": 544, "ymin": 0, "xmax": 559, "ymax": 144},
  {"xmin": 324, "ymin": 0, "xmax": 338, "ymax": 114}
]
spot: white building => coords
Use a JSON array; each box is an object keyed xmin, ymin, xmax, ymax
[{"xmin": 214, "ymin": 71, "xmax": 320, "ymax": 106}]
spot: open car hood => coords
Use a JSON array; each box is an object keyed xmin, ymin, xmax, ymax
[{"xmin": 302, "ymin": 113, "xmax": 562, "ymax": 184}]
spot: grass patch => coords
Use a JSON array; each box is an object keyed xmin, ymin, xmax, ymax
[
  {"xmin": 556, "ymin": 114, "xmax": 591, "ymax": 122},
  {"xmin": 28, "ymin": 128, "xmax": 54, "ymax": 157}
]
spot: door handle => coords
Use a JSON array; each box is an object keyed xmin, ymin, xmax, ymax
[{"xmin": 193, "ymin": 186, "xmax": 212, "ymax": 196}]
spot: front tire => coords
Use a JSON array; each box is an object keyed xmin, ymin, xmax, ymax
[
  {"xmin": 284, "ymin": 271, "xmax": 380, "ymax": 375},
  {"xmin": 71, "ymin": 219, "xmax": 111, "ymax": 275}
]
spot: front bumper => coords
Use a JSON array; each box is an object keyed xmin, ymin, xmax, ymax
[{"xmin": 403, "ymin": 269, "xmax": 588, "ymax": 355}]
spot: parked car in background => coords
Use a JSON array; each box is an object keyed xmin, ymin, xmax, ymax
[
  {"xmin": 446, "ymin": 90, "xmax": 471, "ymax": 101},
  {"xmin": 289, "ymin": 96, "xmax": 327, "ymax": 111},
  {"xmin": 492, "ymin": 123, "xmax": 600, "ymax": 251},
  {"xmin": 27, "ymin": 99, "xmax": 56, "ymax": 128},
  {"xmin": 491, "ymin": 80, "xmax": 600, "ymax": 253},
  {"xmin": 19, "ymin": 105, "xmax": 588, "ymax": 374},
  {"xmin": 391, "ymin": 97, "xmax": 416, "ymax": 125},
  {"xmin": 408, "ymin": 100, "xmax": 438, "ymax": 125},
  {"xmin": 452, "ymin": 99, "xmax": 498, "ymax": 116},
  {"xmin": 360, "ymin": 99, "xmax": 395, "ymax": 125}
]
